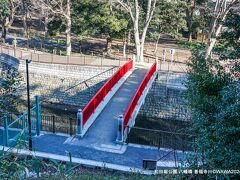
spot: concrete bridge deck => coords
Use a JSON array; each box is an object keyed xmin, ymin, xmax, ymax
[{"xmin": 67, "ymin": 68, "xmax": 148, "ymax": 153}]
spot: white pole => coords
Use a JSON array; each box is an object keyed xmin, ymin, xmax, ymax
[
  {"xmin": 116, "ymin": 115, "xmax": 124, "ymax": 143},
  {"xmin": 77, "ymin": 109, "xmax": 83, "ymax": 137}
]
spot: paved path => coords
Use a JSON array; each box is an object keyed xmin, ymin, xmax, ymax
[{"xmin": 33, "ymin": 133, "xmax": 187, "ymax": 169}]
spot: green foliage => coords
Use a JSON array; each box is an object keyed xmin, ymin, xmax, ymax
[
  {"xmin": 0, "ymin": 67, "xmax": 22, "ymax": 117},
  {"xmin": 215, "ymin": 10, "xmax": 240, "ymax": 60},
  {"xmin": 177, "ymin": 40, "xmax": 204, "ymax": 50},
  {"xmin": 0, "ymin": 0, "xmax": 10, "ymax": 18},
  {"xmin": 185, "ymin": 45, "xmax": 240, "ymax": 178},
  {"xmin": 150, "ymin": 0, "xmax": 187, "ymax": 40},
  {"xmin": 72, "ymin": 0, "xmax": 128, "ymax": 41},
  {"xmin": 48, "ymin": 18, "xmax": 66, "ymax": 37}
]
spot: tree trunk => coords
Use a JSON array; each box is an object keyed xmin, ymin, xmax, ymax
[
  {"xmin": 139, "ymin": 23, "xmax": 149, "ymax": 63},
  {"xmin": 127, "ymin": 30, "xmax": 131, "ymax": 45},
  {"xmin": 186, "ymin": 7, "xmax": 193, "ymax": 42},
  {"xmin": 118, "ymin": 0, "xmax": 157, "ymax": 63},
  {"xmin": 66, "ymin": 18, "xmax": 71, "ymax": 56},
  {"xmin": 44, "ymin": 16, "xmax": 49, "ymax": 39},
  {"xmin": 123, "ymin": 40, "xmax": 126, "ymax": 57},
  {"xmin": 188, "ymin": 31, "xmax": 192, "ymax": 42},
  {"xmin": 134, "ymin": 29, "xmax": 141, "ymax": 62},
  {"xmin": 1, "ymin": 27, "xmax": 7, "ymax": 40},
  {"xmin": 78, "ymin": 40, "xmax": 82, "ymax": 53},
  {"xmin": 106, "ymin": 37, "xmax": 112, "ymax": 54},
  {"xmin": 205, "ymin": 0, "xmax": 230, "ymax": 59},
  {"xmin": 1, "ymin": 17, "xmax": 9, "ymax": 40},
  {"xmin": 65, "ymin": 0, "xmax": 71, "ymax": 56},
  {"xmin": 23, "ymin": 14, "xmax": 28, "ymax": 37},
  {"xmin": 154, "ymin": 31, "xmax": 161, "ymax": 55}
]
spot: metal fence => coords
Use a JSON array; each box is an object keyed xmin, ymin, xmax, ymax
[
  {"xmin": 126, "ymin": 126, "xmax": 194, "ymax": 151},
  {"xmin": 0, "ymin": 96, "xmax": 41, "ymax": 147},
  {"xmin": 0, "ymin": 45, "xmax": 129, "ymax": 67},
  {"xmin": 0, "ymin": 44, "xmax": 190, "ymax": 72},
  {"xmin": 41, "ymin": 115, "xmax": 77, "ymax": 136}
]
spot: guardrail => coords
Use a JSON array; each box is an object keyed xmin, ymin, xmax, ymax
[
  {"xmin": 126, "ymin": 126, "xmax": 194, "ymax": 151},
  {"xmin": 117, "ymin": 62, "xmax": 157, "ymax": 143},
  {"xmin": 41, "ymin": 115, "xmax": 76, "ymax": 136},
  {"xmin": 0, "ymin": 96, "xmax": 41, "ymax": 147},
  {"xmin": 77, "ymin": 59, "xmax": 133, "ymax": 137}
]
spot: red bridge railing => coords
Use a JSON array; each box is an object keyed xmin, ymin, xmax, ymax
[
  {"xmin": 82, "ymin": 59, "xmax": 133, "ymax": 126},
  {"xmin": 123, "ymin": 63, "xmax": 157, "ymax": 129}
]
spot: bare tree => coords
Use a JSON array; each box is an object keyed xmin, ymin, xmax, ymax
[
  {"xmin": 31, "ymin": 1, "xmax": 54, "ymax": 39},
  {"xmin": 205, "ymin": 0, "xmax": 240, "ymax": 59},
  {"xmin": 113, "ymin": 0, "xmax": 157, "ymax": 62},
  {"xmin": 33, "ymin": 0, "xmax": 72, "ymax": 56},
  {"xmin": 0, "ymin": 0, "xmax": 21, "ymax": 40}
]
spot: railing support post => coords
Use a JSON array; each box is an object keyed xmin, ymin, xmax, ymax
[
  {"xmin": 35, "ymin": 95, "xmax": 41, "ymax": 136},
  {"xmin": 3, "ymin": 116, "xmax": 9, "ymax": 147},
  {"xmin": 52, "ymin": 115, "xmax": 56, "ymax": 133},
  {"xmin": 116, "ymin": 115, "xmax": 124, "ymax": 143},
  {"xmin": 77, "ymin": 109, "xmax": 83, "ymax": 136}
]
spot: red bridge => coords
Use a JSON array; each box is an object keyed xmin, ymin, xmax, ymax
[{"xmin": 74, "ymin": 59, "xmax": 158, "ymax": 152}]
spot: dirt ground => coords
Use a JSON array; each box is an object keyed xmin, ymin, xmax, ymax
[{"xmin": 7, "ymin": 25, "xmax": 191, "ymax": 65}]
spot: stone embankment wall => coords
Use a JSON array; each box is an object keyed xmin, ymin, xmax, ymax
[
  {"xmin": 138, "ymin": 71, "xmax": 191, "ymax": 122},
  {"xmin": 14, "ymin": 61, "xmax": 117, "ymax": 108}
]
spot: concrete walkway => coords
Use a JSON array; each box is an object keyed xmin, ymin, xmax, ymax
[{"xmin": 33, "ymin": 133, "xmax": 187, "ymax": 169}]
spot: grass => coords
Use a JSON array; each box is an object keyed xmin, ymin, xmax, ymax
[
  {"xmin": 177, "ymin": 40, "xmax": 205, "ymax": 50},
  {"xmin": 0, "ymin": 145, "xmax": 186, "ymax": 179}
]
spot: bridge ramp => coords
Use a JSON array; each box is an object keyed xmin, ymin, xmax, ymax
[{"xmin": 68, "ymin": 68, "xmax": 147, "ymax": 151}]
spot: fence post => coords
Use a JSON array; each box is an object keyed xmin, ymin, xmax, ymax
[
  {"xmin": 69, "ymin": 118, "xmax": 73, "ymax": 136},
  {"xmin": 77, "ymin": 109, "xmax": 83, "ymax": 136},
  {"xmin": 3, "ymin": 116, "xmax": 9, "ymax": 147},
  {"xmin": 14, "ymin": 47, "xmax": 16, "ymax": 57},
  {"xmin": 52, "ymin": 115, "xmax": 56, "ymax": 133},
  {"xmin": 116, "ymin": 115, "xmax": 124, "ymax": 143},
  {"xmin": 35, "ymin": 95, "xmax": 41, "ymax": 136},
  {"xmin": 51, "ymin": 54, "xmax": 53, "ymax": 63}
]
